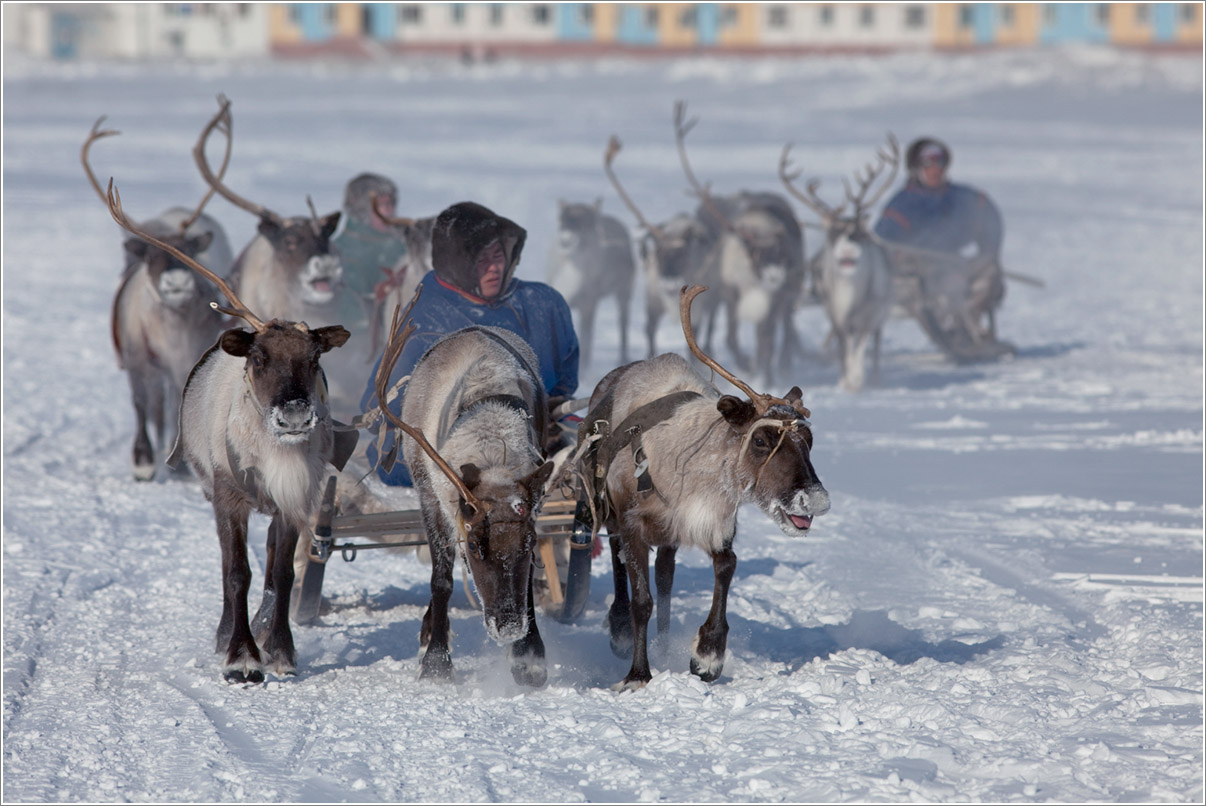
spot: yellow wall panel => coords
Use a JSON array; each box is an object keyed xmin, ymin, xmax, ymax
[
  {"xmin": 268, "ymin": 4, "xmax": 302, "ymax": 45},
  {"xmin": 718, "ymin": 3, "xmax": 759, "ymax": 46},
  {"xmin": 933, "ymin": 3, "xmax": 975, "ymax": 47}
]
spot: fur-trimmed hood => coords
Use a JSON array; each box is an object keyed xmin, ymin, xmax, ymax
[{"xmin": 431, "ymin": 202, "xmax": 526, "ymax": 299}]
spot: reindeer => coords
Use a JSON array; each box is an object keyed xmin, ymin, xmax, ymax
[
  {"xmin": 82, "ymin": 117, "xmax": 233, "ymax": 480},
  {"xmin": 672, "ymin": 102, "xmax": 808, "ymax": 387},
  {"xmin": 107, "ymin": 180, "xmax": 351, "ymax": 683},
  {"xmin": 577, "ymin": 285, "xmax": 829, "ymax": 691},
  {"xmin": 191, "ymin": 97, "xmax": 365, "ymax": 415},
  {"xmin": 603, "ymin": 135, "xmax": 720, "ymax": 360},
  {"xmin": 780, "ymin": 135, "xmax": 900, "ymax": 392},
  {"xmin": 546, "ymin": 198, "xmax": 636, "ymax": 368},
  {"xmin": 372, "ymin": 316, "xmax": 555, "ymax": 686}
]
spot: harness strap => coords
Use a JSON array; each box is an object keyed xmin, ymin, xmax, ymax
[{"xmin": 594, "ymin": 390, "xmax": 703, "ymax": 475}]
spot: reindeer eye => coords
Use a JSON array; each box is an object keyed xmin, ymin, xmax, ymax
[{"xmin": 753, "ymin": 434, "xmax": 769, "ymax": 449}]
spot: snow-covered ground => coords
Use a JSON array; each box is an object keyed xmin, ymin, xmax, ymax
[{"xmin": 3, "ymin": 47, "xmax": 1203, "ymax": 803}]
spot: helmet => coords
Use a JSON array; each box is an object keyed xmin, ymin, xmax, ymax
[
  {"xmin": 343, "ymin": 172, "xmax": 397, "ymax": 224},
  {"xmin": 905, "ymin": 137, "xmax": 951, "ymax": 173}
]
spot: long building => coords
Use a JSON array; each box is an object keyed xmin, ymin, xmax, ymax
[{"xmin": 4, "ymin": 3, "xmax": 1202, "ymax": 62}]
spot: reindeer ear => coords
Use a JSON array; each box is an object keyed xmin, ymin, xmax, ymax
[
  {"xmin": 319, "ymin": 212, "xmax": 341, "ymax": 240},
  {"xmin": 785, "ymin": 386, "xmax": 803, "ymax": 404},
  {"xmin": 124, "ymin": 237, "xmax": 150, "ymax": 261},
  {"xmin": 188, "ymin": 230, "xmax": 214, "ymax": 255},
  {"xmin": 219, "ymin": 328, "xmax": 255, "ymax": 357},
  {"xmin": 256, "ymin": 215, "xmax": 282, "ymax": 241},
  {"xmin": 313, "ymin": 325, "xmax": 350, "ymax": 352},
  {"xmin": 717, "ymin": 395, "xmax": 757, "ymax": 428},
  {"xmin": 524, "ymin": 461, "xmax": 555, "ymax": 498},
  {"xmin": 460, "ymin": 463, "xmax": 482, "ymax": 491}
]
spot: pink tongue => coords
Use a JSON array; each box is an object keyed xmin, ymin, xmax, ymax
[
  {"xmin": 789, "ymin": 514, "xmax": 812, "ymax": 530},
  {"xmin": 312, "ymin": 279, "xmax": 330, "ymax": 291}
]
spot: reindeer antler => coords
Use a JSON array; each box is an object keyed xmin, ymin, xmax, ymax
[
  {"xmin": 107, "ymin": 179, "xmax": 268, "ymax": 333},
  {"xmin": 177, "ymin": 109, "xmax": 233, "ymax": 233},
  {"xmin": 778, "ymin": 143, "xmax": 847, "ymax": 224},
  {"xmin": 673, "ymin": 101, "xmax": 737, "ymax": 234},
  {"xmin": 193, "ymin": 95, "xmax": 286, "ymax": 227},
  {"xmin": 603, "ymin": 134, "xmax": 665, "ymax": 244},
  {"xmin": 81, "ymin": 116, "xmax": 121, "ymax": 204},
  {"xmin": 679, "ymin": 285, "xmax": 781, "ymax": 412},
  {"xmin": 842, "ymin": 133, "xmax": 900, "ymax": 221},
  {"xmin": 375, "ymin": 291, "xmax": 485, "ymax": 523},
  {"xmin": 370, "ymin": 192, "xmax": 417, "ymax": 228}
]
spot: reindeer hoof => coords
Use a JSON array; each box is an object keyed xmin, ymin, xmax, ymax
[
  {"xmin": 222, "ymin": 667, "xmax": 264, "ymax": 685},
  {"xmin": 689, "ymin": 654, "xmax": 724, "ymax": 682},
  {"xmin": 610, "ymin": 676, "xmax": 648, "ymax": 693},
  {"xmin": 510, "ymin": 657, "xmax": 547, "ymax": 688},
  {"xmin": 419, "ymin": 648, "xmax": 453, "ymax": 681},
  {"xmin": 132, "ymin": 462, "xmax": 155, "ymax": 482}
]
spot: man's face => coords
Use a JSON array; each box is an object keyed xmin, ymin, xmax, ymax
[
  {"xmin": 369, "ymin": 195, "xmax": 396, "ymax": 232},
  {"xmin": 919, "ymin": 162, "xmax": 946, "ymax": 189},
  {"xmin": 476, "ymin": 239, "xmax": 506, "ymax": 298}
]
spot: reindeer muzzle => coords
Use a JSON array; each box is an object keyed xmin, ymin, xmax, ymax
[{"xmin": 271, "ymin": 400, "xmax": 318, "ymax": 441}]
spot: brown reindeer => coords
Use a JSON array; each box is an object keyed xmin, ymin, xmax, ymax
[
  {"xmin": 371, "ymin": 310, "xmax": 555, "ymax": 686},
  {"xmin": 82, "ymin": 116, "xmax": 233, "ymax": 480},
  {"xmin": 579, "ymin": 285, "xmax": 829, "ymax": 691},
  {"xmin": 671, "ymin": 101, "xmax": 808, "ymax": 386},
  {"xmin": 107, "ymin": 179, "xmax": 350, "ymax": 684}
]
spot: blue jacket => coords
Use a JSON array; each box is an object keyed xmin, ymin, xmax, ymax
[
  {"xmin": 874, "ymin": 179, "xmax": 1002, "ymax": 260},
  {"xmin": 361, "ymin": 202, "xmax": 579, "ymax": 486}
]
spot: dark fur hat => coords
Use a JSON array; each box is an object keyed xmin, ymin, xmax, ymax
[{"xmin": 431, "ymin": 201, "xmax": 527, "ymax": 297}]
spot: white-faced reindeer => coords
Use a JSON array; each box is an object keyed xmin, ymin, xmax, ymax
[
  {"xmin": 578, "ymin": 285, "xmax": 829, "ymax": 691},
  {"xmin": 780, "ymin": 135, "xmax": 900, "ymax": 392},
  {"xmin": 603, "ymin": 135, "xmax": 721, "ymax": 359},
  {"xmin": 107, "ymin": 180, "xmax": 351, "ymax": 683},
  {"xmin": 546, "ymin": 198, "xmax": 636, "ymax": 368},
  {"xmin": 193, "ymin": 97, "xmax": 345, "ymax": 330},
  {"xmin": 673, "ymin": 102, "xmax": 808, "ymax": 387},
  {"xmin": 373, "ymin": 316, "xmax": 555, "ymax": 686},
  {"xmin": 82, "ymin": 117, "xmax": 233, "ymax": 480}
]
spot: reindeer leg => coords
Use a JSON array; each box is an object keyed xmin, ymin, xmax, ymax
[
  {"xmin": 645, "ymin": 299, "xmax": 661, "ymax": 359},
  {"xmin": 755, "ymin": 317, "xmax": 776, "ymax": 387},
  {"xmin": 213, "ymin": 495, "xmax": 262, "ymax": 684},
  {"xmin": 690, "ymin": 545, "xmax": 736, "ymax": 683},
  {"xmin": 508, "ymin": 569, "xmax": 547, "ymax": 687},
  {"xmin": 654, "ymin": 545, "xmax": 677, "ymax": 637},
  {"xmin": 250, "ymin": 516, "xmax": 284, "ymax": 640},
  {"xmin": 259, "ymin": 515, "xmax": 298, "ymax": 676},
  {"xmin": 616, "ymin": 535, "xmax": 653, "ymax": 691},
  {"xmin": 419, "ymin": 514, "xmax": 456, "ymax": 682},
  {"xmin": 128, "ymin": 370, "xmax": 155, "ymax": 482},
  {"xmin": 580, "ymin": 302, "xmax": 597, "ymax": 370},
  {"xmin": 606, "ymin": 532, "xmax": 633, "ymax": 658}
]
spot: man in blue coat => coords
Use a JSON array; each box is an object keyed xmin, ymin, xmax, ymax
[
  {"xmin": 361, "ymin": 201, "xmax": 580, "ymax": 486},
  {"xmin": 874, "ymin": 137, "xmax": 1010, "ymax": 360}
]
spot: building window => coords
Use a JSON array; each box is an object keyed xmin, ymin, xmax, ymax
[
  {"xmin": 489, "ymin": 4, "xmax": 503, "ymax": 26},
  {"xmin": 904, "ymin": 5, "xmax": 926, "ymax": 28},
  {"xmin": 323, "ymin": 4, "xmax": 336, "ymax": 25},
  {"xmin": 1133, "ymin": 4, "xmax": 1150, "ymax": 24},
  {"xmin": 237, "ymin": 4, "xmax": 250, "ymax": 18},
  {"xmin": 679, "ymin": 6, "xmax": 696, "ymax": 29},
  {"xmin": 818, "ymin": 5, "xmax": 835, "ymax": 27},
  {"xmin": 532, "ymin": 4, "xmax": 550, "ymax": 25},
  {"xmin": 999, "ymin": 4, "xmax": 1014, "ymax": 26},
  {"xmin": 958, "ymin": 4, "xmax": 975, "ymax": 29},
  {"xmin": 399, "ymin": 5, "xmax": 422, "ymax": 24},
  {"xmin": 720, "ymin": 6, "xmax": 737, "ymax": 27},
  {"xmin": 578, "ymin": 4, "xmax": 594, "ymax": 25},
  {"xmin": 1095, "ymin": 4, "xmax": 1110, "ymax": 25},
  {"xmin": 859, "ymin": 5, "xmax": 875, "ymax": 27},
  {"xmin": 768, "ymin": 6, "xmax": 788, "ymax": 28},
  {"xmin": 288, "ymin": 4, "xmax": 302, "ymax": 24},
  {"xmin": 645, "ymin": 7, "xmax": 659, "ymax": 28},
  {"xmin": 450, "ymin": 4, "xmax": 465, "ymax": 24},
  {"xmin": 1043, "ymin": 4, "xmax": 1057, "ymax": 25},
  {"xmin": 1181, "ymin": 4, "xmax": 1198, "ymax": 23}
]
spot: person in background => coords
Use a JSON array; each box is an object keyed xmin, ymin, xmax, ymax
[
  {"xmin": 331, "ymin": 172, "xmax": 409, "ymax": 334},
  {"xmin": 874, "ymin": 137, "xmax": 1009, "ymax": 357},
  {"xmin": 361, "ymin": 200, "xmax": 579, "ymax": 487}
]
